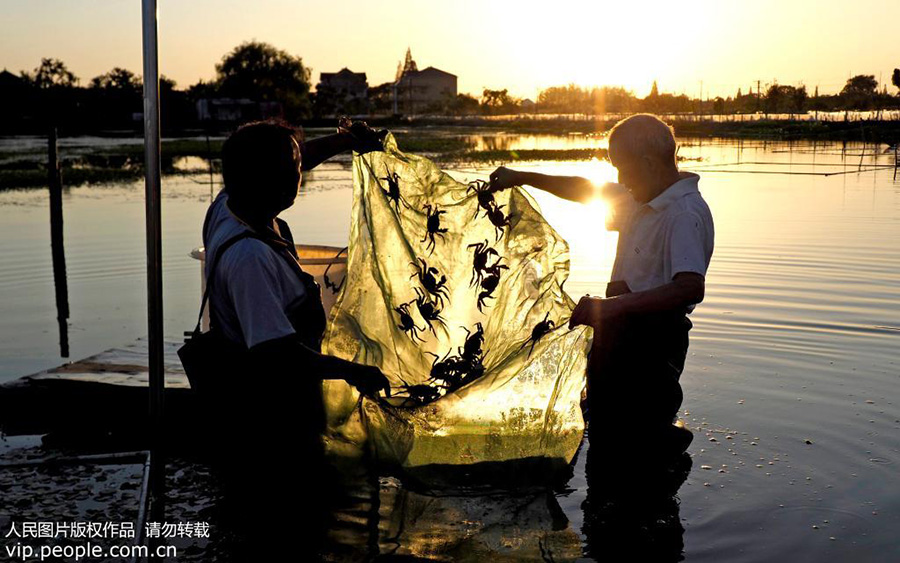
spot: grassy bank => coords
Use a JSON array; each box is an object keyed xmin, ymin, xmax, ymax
[
  {"xmin": 0, "ymin": 140, "xmax": 221, "ymax": 189},
  {"xmin": 2, "ymin": 119, "xmax": 897, "ymax": 190}
]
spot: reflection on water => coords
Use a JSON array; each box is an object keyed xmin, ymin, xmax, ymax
[
  {"xmin": 0, "ymin": 134, "xmax": 899, "ymax": 561},
  {"xmin": 581, "ymin": 442, "xmax": 691, "ymax": 562},
  {"xmin": 328, "ymin": 469, "xmax": 584, "ymax": 560},
  {"xmin": 321, "ymin": 438, "xmax": 690, "ymax": 561},
  {"xmin": 463, "ymin": 132, "xmax": 608, "ymax": 152}
]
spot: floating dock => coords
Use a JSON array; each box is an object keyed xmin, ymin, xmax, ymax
[{"xmin": 0, "ymin": 338, "xmax": 195, "ymax": 437}]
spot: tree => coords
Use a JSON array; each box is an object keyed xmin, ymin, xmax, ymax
[
  {"xmin": 538, "ymin": 84, "xmax": 589, "ymax": 113},
  {"xmin": 449, "ymin": 93, "xmax": 480, "ymax": 115},
  {"xmin": 644, "ymin": 81, "xmax": 661, "ymax": 112},
  {"xmin": 892, "ymin": 68, "xmax": 900, "ymax": 93},
  {"xmin": 480, "ymin": 88, "xmax": 517, "ymax": 114},
  {"xmin": 791, "ymin": 85, "xmax": 808, "ymax": 114},
  {"xmin": 763, "ymin": 84, "xmax": 807, "ymax": 115},
  {"xmin": 398, "ymin": 48, "xmax": 418, "ymax": 79},
  {"xmin": 215, "ymin": 41, "xmax": 312, "ymax": 120},
  {"xmin": 90, "ymin": 67, "xmax": 141, "ymax": 92},
  {"xmin": 367, "ymin": 82, "xmax": 395, "ymax": 114},
  {"xmin": 160, "ymin": 75, "xmax": 177, "ymax": 93},
  {"xmin": 24, "ymin": 58, "xmax": 78, "ymax": 89},
  {"xmin": 85, "ymin": 67, "xmax": 143, "ymax": 128},
  {"xmin": 840, "ymin": 74, "xmax": 878, "ymax": 109},
  {"xmin": 713, "ymin": 96, "xmax": 725, "ymax": 114}
]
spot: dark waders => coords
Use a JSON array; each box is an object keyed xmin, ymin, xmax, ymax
[
  {"xmin": 196, "ymin": 227, "xmax": 332, "ymax": 560},
  {"xmin": 585, "ymin": 281, "xmax": 692, "ymax": 455}
]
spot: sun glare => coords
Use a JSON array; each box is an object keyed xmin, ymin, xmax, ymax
[{"xmin": 506, "ymin": 0, "xmax": 715, "ymax": 97}]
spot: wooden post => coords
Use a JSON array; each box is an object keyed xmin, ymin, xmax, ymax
[
  {"xmin": 48, "ymin": 128, "xmax": 69, "ymax": 358},
  {"xmin": 893, "ymin": 144, "xmax": 897, "ymax": 181}
]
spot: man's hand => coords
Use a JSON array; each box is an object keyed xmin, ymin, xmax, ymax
[
  {"xmin": 569, "ymin": 295, "xmax": 623, "ymax": 329},
  {"xmin": 489, "ymin": 166, "xmax": 521, "ymax": 192},
  {"xmin": 348, "ymin": 364, "xmax": 392, "ymax": 398},
  {"xmin": 338, "ymin": 117, "xmax": 388, "ymax": 154}
]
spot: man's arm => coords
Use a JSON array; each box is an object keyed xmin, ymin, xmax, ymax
[
  {"xmin": 489, "ymin": 166, "xmax": 622, "ymax": 204},
  {"xmin": 250, "ymin": 336, "xmax": 390, "ymax": 397},
  {"xmin": 569, "ymin": 273, "xmax": 705, "ymax": 329},
  {"xmin": 300, "ymin": 133, "xmax": 354, "ymax": 172},
  {"xmin": 301, "ymin": 120, "xmax": 387, "ymax": 171},
  {"xmin": 490, "ymin": 167, "xmax": 595, "ymax": 203},
  {"xmin": 226, "ymin": 245, "xmax": 390, "ymax": 396}
]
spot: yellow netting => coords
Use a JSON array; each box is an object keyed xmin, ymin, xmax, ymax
[{"xmin": 321, "ymin": 134, "xmax": 591, "ymax": 471}]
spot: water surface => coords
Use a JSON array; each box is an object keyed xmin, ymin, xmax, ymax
[{"xmin": 0, "ymin": 134, "xmax": 898, "ymax": 561}]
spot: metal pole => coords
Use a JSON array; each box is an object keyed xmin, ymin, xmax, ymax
[{"xmin": 141, "ymin": 0, "xmax": 164, "ymax": 445}]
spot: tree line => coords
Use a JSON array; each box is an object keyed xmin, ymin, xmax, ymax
[
  {"xmin": 531, "ymin": 75, "xmax": 900, "ymax": 117},
  {"xmin": 2, "ymin": 40, "xmax": 899, "ymax": 135}
]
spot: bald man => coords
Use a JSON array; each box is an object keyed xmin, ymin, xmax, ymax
[{"xmin": 490, "ymin": 114, "xmax": 714, "ymax": 457}]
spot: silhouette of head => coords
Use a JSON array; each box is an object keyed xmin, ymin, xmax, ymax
[
  {"xmin": 222, "ymin": 120, "xmax": 304, "ymax": 220},
  {"xmin": 607, "ymin": 114, "xmax": 679, "ymax": 203}
]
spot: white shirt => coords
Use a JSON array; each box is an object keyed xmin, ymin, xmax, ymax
[
  {"xmin": 202, "ymin": 191, "xmax": 307, "ymax": 348},
  {"xmin": 606, "ymin": 172, "xmax": 714, "ymax": 313}
]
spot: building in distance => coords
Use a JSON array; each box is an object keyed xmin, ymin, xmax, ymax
[
  {"xmin": 315, "ymin": 68, "xmax": 369, "ymax": 117},
  {"xmin": 392, "ymin": 49, "xmax": 457, "ymax": 115}
]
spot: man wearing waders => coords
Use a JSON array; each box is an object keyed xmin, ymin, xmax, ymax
[
  {"xmin": 201, "ymin": 119, "xmax": 390, "ymax": 557},
  {"xmin": 489, "ymin": 114, "xmax": 714, "ymax": 458}
]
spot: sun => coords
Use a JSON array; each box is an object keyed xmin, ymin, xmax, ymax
[{"xmin": 504, "ymin": 0, "xmax": 715, "ymax": 97}]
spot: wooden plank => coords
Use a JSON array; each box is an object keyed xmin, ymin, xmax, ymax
[
  {"xmin": 0, "ymin": 338, "xmax": 195, "ymax": 436},
  {"xmin": 22, "ymin": 338, "xmax": 189, "ymax": 389}
]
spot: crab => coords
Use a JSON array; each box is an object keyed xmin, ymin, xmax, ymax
[
  {"xmin": 520, "ymin": 312, "xmax": 556, "ymax": 357},
  {"xmin": 486, "ymin": 204, "xmax": 512, "ymax": 242},
  {"xmin": 467, "ymin": 240, "xmax": 500, "ymax": 288},
  {"xmin": 476, "ymin": 262, "xmax": 509, "ymax": 312},
  {"xmin": 459, "ymin": 322, "xmax": 485, "ymax": 365},
  {"xmin": 421, "ymin": 203, "xmax": 448, "ymax": 255},
  {"xmin": 395, "ymin": 301, "xmax": 426, "ymax": 343},
  {"xmin": 414, "ymin": 287, "xmax": 447, "ymax": 335},
  {"xmin": 396, "ymin": 381, "xmax": 443, "ymax": 407},
  {"xmin": 410, "ymin": 258, "xmax": 450, "ymax": 308},
  {"xmin": 380, "ymin": 170, "xmax": 409, "ymax": 214},
  {"xmin": 457, "ymin": 357, "xmax": 485, "ymax": 388},
  {"xmin": 323, "ymin": 271, "xmax": 345, "ymax": 295},
  {"xmin": 467, "ymin": 179, "xmax": 498, "ymax": 220},
  {"xmin": 425, "ymin": 350, "xmax": 466, "ymax": 390}
]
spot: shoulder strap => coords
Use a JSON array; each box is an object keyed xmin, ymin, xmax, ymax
[
  {"xmin": 193, "ymin": 230, "xmax": 315, "ymax": 334},
  {"xmin": 192, "ymin": 231, "xmax": 260, "ymax": 334}
]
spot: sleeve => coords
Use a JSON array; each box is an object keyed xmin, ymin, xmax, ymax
[
  {"xmin": 224, "ymin": 242, "xmax": 298, "ymax": 349},
  {"xmin": 668, "ymin": 212, "xmax": 710, "ymax": 279},
  {"xmin": 602, "ymin": 182, "xmax": 637, "ymax": 232}
]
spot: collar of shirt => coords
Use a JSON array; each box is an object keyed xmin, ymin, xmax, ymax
[{"xmin": 644, "ymin": 171, "xmax": 701, "ymax": 212}]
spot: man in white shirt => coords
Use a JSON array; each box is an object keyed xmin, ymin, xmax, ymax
[
  {"xmin": 198, "ymin": 119, "xmax": 390, "ymax": 556},
  {"xmin": 490, "ymin": 114, "xmax": 714, "ymax": 456}
]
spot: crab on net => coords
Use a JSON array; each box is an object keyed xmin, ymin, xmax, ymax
[
  {"xmin": 409, "ymin": 258, "xmax": 450, "ymax": 308},
  {"xmin": 421, "ymin": 203, "xmax": 448, "ymax": 255},
  {"xmin": 394, "ymin": 301, "xmax": 427, "ymax": 343},
  {"xmin": 518, "ymin": 312, "xmax": 557, "ymax": 357},
  {"xmin": 379, "ymin": 169, "xmax": 410, "ymax": 215}
]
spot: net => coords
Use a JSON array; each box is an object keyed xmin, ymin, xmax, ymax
[{"xmin": 321, "ymin": 134, "xmax": 591, "ymax": 473}]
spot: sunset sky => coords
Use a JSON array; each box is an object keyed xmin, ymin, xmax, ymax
[{"xmin": 2, "ymin": 0, "xmax": 898, "ymax": 100}]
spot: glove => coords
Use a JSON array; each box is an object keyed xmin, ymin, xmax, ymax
[{"xmin": 337, "ymin": 116, "xmax": 388, "ymax": 154}]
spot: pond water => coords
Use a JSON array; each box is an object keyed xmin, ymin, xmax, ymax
[{"xmin": 0, "ymin": 133, "xmax": 898, "ymax": 561}]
